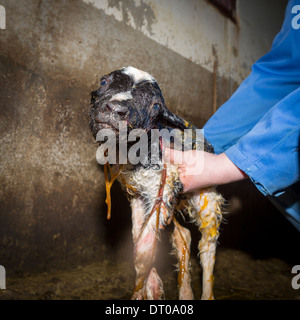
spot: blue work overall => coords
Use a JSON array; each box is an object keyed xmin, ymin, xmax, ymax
[{"xmin": 204, "ymin": 0, "xmax": 300, "ymax": 231}]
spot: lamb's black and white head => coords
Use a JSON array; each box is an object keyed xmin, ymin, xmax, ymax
[{"xmin": 89, "ymin": 66, "xmax": 189, "ymax": 141}]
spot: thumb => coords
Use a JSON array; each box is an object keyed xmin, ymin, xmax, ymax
[{"xmin": 163, "ymin": 147, "xmax": 184, "ymax": 165}]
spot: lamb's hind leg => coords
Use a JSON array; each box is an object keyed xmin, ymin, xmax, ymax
[
  {"xmin": 171, "ymin": 218, "xmax": 194, "ymax": 300},
  {"xmin": 190, "ymin": 188, "xmax": 223, "ymax": 300}
]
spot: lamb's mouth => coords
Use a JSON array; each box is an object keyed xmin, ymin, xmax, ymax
[
  {"xmin": 94, "ymin": 121, "xmax": 118, "ymax": 131},
  {"xmin": 98, "ymin": 122, "xmax": 114, "ymax": 129}
]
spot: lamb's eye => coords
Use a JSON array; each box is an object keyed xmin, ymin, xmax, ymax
[
  {"xmin": 100, "ymin": 79, "xmax": 107, "ymax": 86},
  {"xmin": 153, "ymin": 103, "xmax": 160, "ymax": 111}
]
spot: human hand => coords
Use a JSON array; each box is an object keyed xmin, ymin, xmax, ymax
[{"xmin": 163, "ymin": 147, "xmax": 248, "ymax": 193}]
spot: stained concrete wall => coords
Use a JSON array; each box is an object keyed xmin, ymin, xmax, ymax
[{"xmin": 1, "ymin": 0, "xmax": 294, "ymax": 275}]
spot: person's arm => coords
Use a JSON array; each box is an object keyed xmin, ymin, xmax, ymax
[
  {"xmin": 164, "ymin": 84, "xmax": 300, "ymax": 195},
  {"xmin": 224, "ymin": 86, "xmax": 300, "ymax": 196},
  {"xmin": 163, "ymin": 148, "xmax": 248, "ymax": 193},
  {"xmin": 203, "ymin": 0, "xmax": 300, "ymax": 155},
  {"xmin": 197, "ymin": 0, "xmax": 300, "ymax": 197}
]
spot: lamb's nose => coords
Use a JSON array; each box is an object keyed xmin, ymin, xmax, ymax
[{"xmin": 103, "ymin": 102, "xmax": 128, "ymax": 117}]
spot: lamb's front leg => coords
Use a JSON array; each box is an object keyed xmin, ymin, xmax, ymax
[
  {"xmin": 130, "ymin": 164, "xmax": 181, "ymax": 299},
  {"xmin": 130, "ymin": 196, "xmax": 164, "ymax": 300}
]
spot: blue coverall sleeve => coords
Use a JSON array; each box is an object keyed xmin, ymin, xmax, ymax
[
  {"xmin": 225, "ymin": 87, "xmax": 300, "ymax": 196},
  {"xmin": 203, "ymin": 0, "xmax": 300, "ymax": 197}
]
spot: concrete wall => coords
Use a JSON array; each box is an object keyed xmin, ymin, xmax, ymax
[{"xmin": 0, "ymin": 0, "xmax": 291, "ymax": 274}]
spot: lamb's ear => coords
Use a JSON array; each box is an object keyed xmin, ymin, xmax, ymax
[
  {"xmin": 150, "ymin": 81, "xmax": 195, "ymax": 130},
  {"xmin": 159, "ymin": 106, "xmax": 215, "ymax": 152},
  {"xmin": 160, "ymin": 106, "xmax": 194, "ymax": 130}
]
